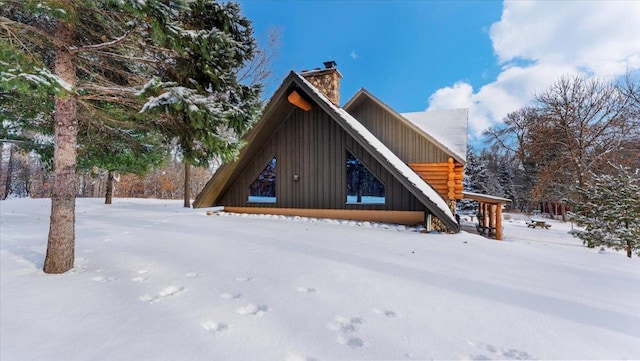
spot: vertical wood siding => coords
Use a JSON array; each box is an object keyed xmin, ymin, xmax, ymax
[
  {"xmin": 220, "ymin": 106, "xmax": 424, "ymax": 211},
  {"xmin": 348, "ymin": 97, "xmax": 451, "ymax": 164}
]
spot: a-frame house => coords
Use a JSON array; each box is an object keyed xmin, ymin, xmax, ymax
[{"xmin": 193, "ymin": 62, "xmax": 465, "ymax": 232}]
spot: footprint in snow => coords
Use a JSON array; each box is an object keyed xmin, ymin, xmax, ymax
[
  {"xmin": 158, "ymin": 286, "xmax": 184, "ymax": 297},
  {"xmin": 236, "ymin": 304, "xmax": 269, "ymax": 316},
  {"xmin": 467, "ymin": 341, "xmax": 534, "ymax": 360},
  {"xmin": 285, "ymin": 353, "xmax": 318, "ymax": 361},
  {"xmin": 92, "ymin": 275, "xmax": 117, "ymax": 282},
  {"xmin": 296, "ymin": 287, "xmax": 317, "ymax": 293},
  {"xmin": 139, "ymin": 286, "xmax": 185, "ymax": 304},
  {"xmin": 328, "ymin": 316, "xmax": 365, "ymax": 348},
  {"xmin": 220, "ymin": 292, "xmax": 243, "ymax": 300},
  {"xmin": 337, "ymin": 335, "xmax": 364, "ymax": 348},
  {"xmin": 186, "ymin": 272, "xmax": 205, "ymax": 278},
  {"xmin": 372, "ymin": 307, "xmax": 398, "ymax": 318},
  {"xmin": 132, "ymin": 270, "xmax": 151, "ymax": 282},
  {"xmin": 202, "ymin": 321, "xmax": 228, "ymax": 335}
]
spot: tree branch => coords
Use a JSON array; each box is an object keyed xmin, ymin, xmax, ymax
[
  {"xmin": 78, "ymin": 50, "xmax": 158, "ymax": 64},
  {"xmin": 71, "ymin": 26, "xmax": 136, "ymax": 54}
]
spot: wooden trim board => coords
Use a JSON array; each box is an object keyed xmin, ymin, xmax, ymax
[{"xmin": 223, "ymin": 207, "xmax": 425, "ymax": 225}]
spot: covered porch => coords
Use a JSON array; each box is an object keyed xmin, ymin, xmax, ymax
[{"xmin": 462, "ymin": 191, "xmax": 511, "ymax": 240}]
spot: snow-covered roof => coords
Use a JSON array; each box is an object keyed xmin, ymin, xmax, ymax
[
  {"xmin": 401, "ymin": 109, "xmax": 468, "ymax": 162},
  {"xmin": 343, "ymin": 89, "xmax": 467, "ymax": 165},
  {"xmin": 296, "ymin": 74, "xmax": 458, "ymax": 228},
  {"xmin": 462, "ymin": 191, "xmax": 511, "ymax": 204}
]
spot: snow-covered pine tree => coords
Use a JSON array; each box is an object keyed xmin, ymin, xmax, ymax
[
  {"xmin": 1, "ymin": 0, "xmax": 189, "ymax": 273},
  {"xmin": 497, "ymin": 159, "xmax": 516, "ymax": 210},
  {"xmin": 570, "ymin": 165, "xmax": 640, "ymax": 258},
  {"xmin": 458, "ymin": 145, "xmax": 487, "ymax": 214},
  {"xmin": 479, "ymin": 147, "xmax": 503, "ymax": 197},
  {"xmin": 138, "ymin": 0, "xmax": 262, "ymax": 208}
]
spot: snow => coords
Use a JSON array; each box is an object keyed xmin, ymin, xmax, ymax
[
  {"xmin": 2, "ymin": 198, "xmax": 639, "ymax": 360},
  {"xmin": 1, "ymin": 67, "xmax": 72, "ymax": 92},
  {"xmin": 402, "ymin": 109, "xmax": 468, "ymax": 163}
]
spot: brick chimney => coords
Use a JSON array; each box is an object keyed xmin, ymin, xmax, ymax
[{"xmin": 300, "ymin": 61, "xmax": 342, "ymax": 106}]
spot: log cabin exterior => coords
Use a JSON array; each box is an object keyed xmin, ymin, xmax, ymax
[{"xmin": 193, "ymin": 62, "xmax": 475, "ymax": 233}]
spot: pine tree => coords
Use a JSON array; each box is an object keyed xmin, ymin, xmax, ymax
[
  {"xmin": 138, "ymin": 0, "xmax": 262, "ymax": 208},
  {"xmin": 1, "ymin": 0, "xmax": 186, "ymax": 273},
  {"xmin": 571, "ymin": 165, "xmax": 640, "ymax": 258},
  {"xmin": 458, "ymin": 145, "xmax": 486, "ymax": 213},
  {"xmin": 76, "ymin": 124, "xmax": 168, "ymax": 204}
]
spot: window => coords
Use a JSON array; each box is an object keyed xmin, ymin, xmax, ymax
[
  {"xmin": 248, "ymin": 157, "xmax": 276, "ymax": 203},
  {"xmin": 346, "ymin": 150, "xmax": 385, "ymax": 204}
]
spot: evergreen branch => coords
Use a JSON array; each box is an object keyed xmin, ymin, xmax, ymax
[
  {"xmin": 71, "ymin": 26, "xmax": 137, "ymax": 54},
  {"xmin": 77, "ymin": 83, "xmax": 139, "ymax": 96},
  {"xmin": 78, "ymin": 50, "xmax": 158, "ymax": 64},
  {"xmin": 0, "ymin": 16, "xmax": 57, "ymax": 44}
]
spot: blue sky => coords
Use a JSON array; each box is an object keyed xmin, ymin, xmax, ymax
[{"xmin": 239, "ymin": 1, "xmax": 640, "ymax": 140}]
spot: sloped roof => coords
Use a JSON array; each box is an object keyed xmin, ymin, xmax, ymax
[
  {"xmin": 463, "ymin": 191, "xmax": 511, "ymax": 204},
  {"xmin": 343, "ymin": 89, "xmax": 468, "ymax": 164},
  {"xmin": 401, "ymin": 109, "xmax": 468, "ymax": 162},
  {"xmin": 193, "ymin": 72, "xmax": 459, "ymax": 231}
]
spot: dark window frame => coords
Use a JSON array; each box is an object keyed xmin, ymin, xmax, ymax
[
  {"xmin": 345, "ymin": 149, "xmax": 386, "ymax": 205},
  {"xmin": 247, "ymin": 156, "xmax": 277, "ymax": 203}
]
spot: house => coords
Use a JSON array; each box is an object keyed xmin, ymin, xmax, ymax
[{"xmin": 193, "ymin": 62, "xmax": 477, "ymax": 233}]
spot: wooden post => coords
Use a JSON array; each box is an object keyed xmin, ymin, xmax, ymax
[
  {"xmin": 496, "ymin": 204, "xmax": 503, "ymax": 240},
  {"xmin": 424, "ymin": 212, "xmax": 432, "ymax": 232},
  {"xmin": 482, "ymin": 202, "xmax": 488, "ymax": 229},
  {"xmin": 489, "ymin": 204, "xmax": 495, "ymax": 236}
]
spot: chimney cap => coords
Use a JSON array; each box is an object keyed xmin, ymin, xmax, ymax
[{"xmin": 323, "ymin": 60, "xmax": 337, "ymax": 69}]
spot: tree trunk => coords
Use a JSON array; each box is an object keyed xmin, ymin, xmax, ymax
[
  {"xmin": 25, "ymin": 153, "xmax": 32, "ymax": 196},
  {"xmin": 105, "ymin": 170, "xmax": 114, "ymax": 204},
  {"xmin": 3, "ymin": 144, "xmax": 14, "ymax": 200},
  {"xmin": 43, "ymin": 20, "xmax": 77, "ymax": 274},
  {"xmin": 183, "ymin": 161, "xmax": 191, "ymax": 208},
  {"xmin": 560, "ymin": 202, "xmax": 567, "ymax": 222}
]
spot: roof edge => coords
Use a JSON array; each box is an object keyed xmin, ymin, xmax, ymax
[{"xmin": 343, "ymin": 89, "xmax": 467, "ymax": 165}]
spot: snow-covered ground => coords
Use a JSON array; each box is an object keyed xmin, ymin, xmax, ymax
[{"xmin": 1, "ymin": 198, "xmax": 639, "ymax": 361}]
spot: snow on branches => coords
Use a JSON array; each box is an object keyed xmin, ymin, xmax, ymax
[{"xmin": 570, "ymin": 165, "xmax": 640, "ymax": 258}]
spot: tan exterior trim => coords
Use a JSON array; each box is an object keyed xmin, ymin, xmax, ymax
[{"xmin": 223, "ymin": 207, "xmax": 425, "ymax": 225}]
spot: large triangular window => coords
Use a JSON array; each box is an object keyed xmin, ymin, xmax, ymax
[
  {"xmin": 346, "ymin": 150, "xmax": 385, "ymax": 204},
  {"xmin": 248, "ymin": 157, "xmax": 276, "ymax": 203}
]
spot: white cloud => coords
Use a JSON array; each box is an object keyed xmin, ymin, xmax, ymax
[
  {"xmin": 427, "ymin": 0, "xmax": 640, "ymax": 138},
  {"xmin": 350, "ymin": 50, "xmax": 359, "ymax": 59}
]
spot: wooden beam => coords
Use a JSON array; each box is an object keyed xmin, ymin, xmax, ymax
[
  {"xmin": 288, "ymin": 90, "xmax": 312, "ymax": 111},
  {"xmin": 223, "ymin": 207, "xmax": 425, "ymax": 225}
]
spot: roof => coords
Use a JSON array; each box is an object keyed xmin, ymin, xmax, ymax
[
  {"xmin": 194, "ymin": 71, "xmax": 459, "ymax": 231},
  {"xmin": 343, "ymin": 89, "xmax": 468, "ymax": 164},
  {"xmin": 298, "ymin": 75, "xmax": 458, "ymax": 230},
  {"xmin": 462, "ymin": 191, "xmax": 512, "ymax": 204},
  {"xmin": 401, "ymin": 109, "xmax": 468, "ymax": 162}
]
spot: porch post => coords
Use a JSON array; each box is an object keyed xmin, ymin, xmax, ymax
[
  {"xmin": 496, "ymin": 203, "xmax": 503, "ymax": 240},
  {"xmin": 482, "ymin": 202, "xmax": 488, "ymax": 229},
  {"xmin": 489, "ymin": 204, "xmax": 495, "ymax": 235}
]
